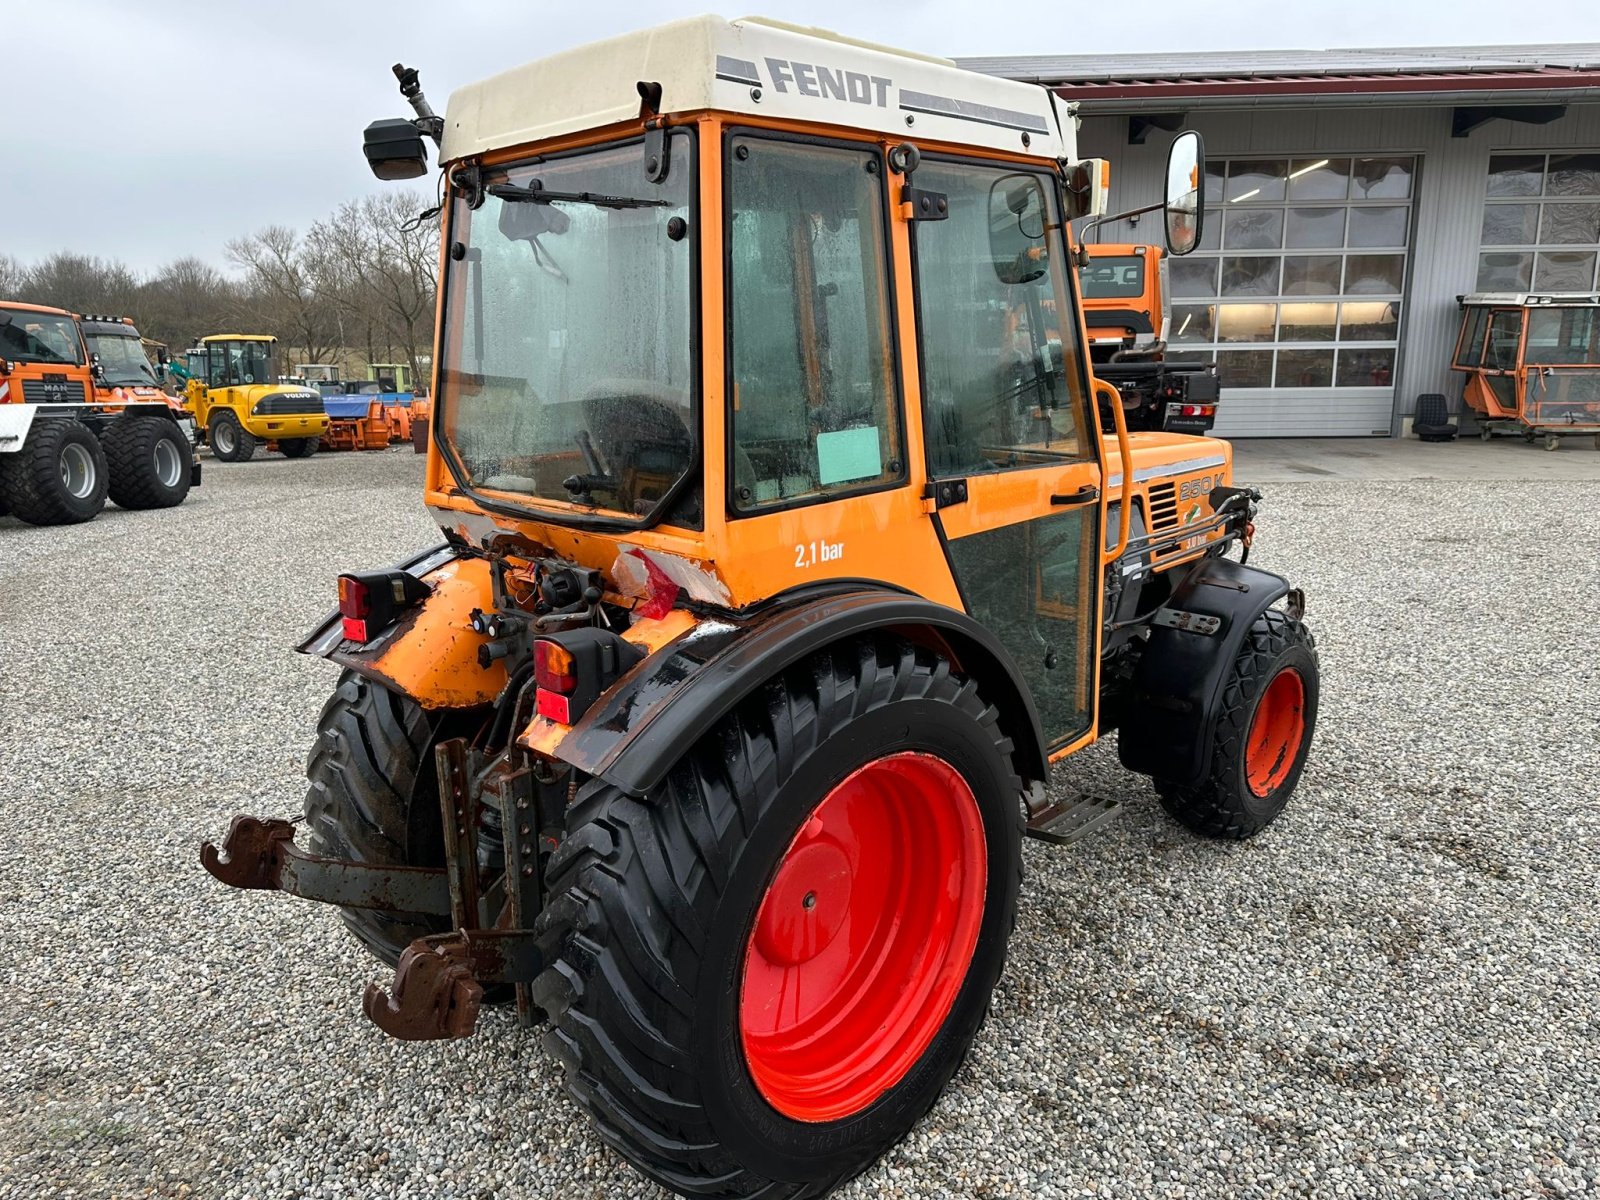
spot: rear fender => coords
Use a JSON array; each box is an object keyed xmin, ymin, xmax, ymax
[
  {"xmin": 1117, "ymin": 555, "xmax": 1291, "ymax": 785},
  {"xmin": 297, "ymin": 545, "xmax": 509, "ymax": 710},
  {"xmin": 539, "ymin": 589, "xmax": 1050, "ymax": 798}
]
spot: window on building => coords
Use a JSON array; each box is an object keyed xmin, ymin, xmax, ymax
[
  {"xmin": 1477, "ymin": 153, "xmax": 1600, "ymax": 291},
  {"xmin": 1159, "ymin": 155, "xmax": 1413, "ymax": 389}
]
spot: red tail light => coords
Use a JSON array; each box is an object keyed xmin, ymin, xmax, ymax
[
  {"xmin": 335, "ymin": 569, "xmax": 430, "ymax": 644},
  {"xmin": 1180, "ymin": 404, "xmax": 1216, "ymax": 418},
  {"xmin": 534, "ymin": 640, "xmax": 576, "ymax": 693}
]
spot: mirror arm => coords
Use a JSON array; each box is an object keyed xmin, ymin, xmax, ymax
[{"xmin": 1073, "ymin": 201, "xmax": 1167, "ymax": 265}]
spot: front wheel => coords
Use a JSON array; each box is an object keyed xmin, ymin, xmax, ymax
[
  {"xmin": 0, "ymin": 418, "xmax": 108, "ymax": 526},
  {"xmin": 533, "ymin": 638, "xmax": 1023, "ymax": 1198},
  {"xmin": 208, "ymin": 411, "xmax": 256, "ymax": 462},
  {"xmin": 1157, "ymin": 609, "xmax": 1319, "ymax": 839}
]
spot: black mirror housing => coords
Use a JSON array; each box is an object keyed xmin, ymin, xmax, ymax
[{"xmin": 363, "ymin": 118, "xmax": 430, "ymax": 181}]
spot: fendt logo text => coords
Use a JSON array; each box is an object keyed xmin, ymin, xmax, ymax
[{"xmin": 763, "ymin": 57, "xmax": 891, "ymax": 107}]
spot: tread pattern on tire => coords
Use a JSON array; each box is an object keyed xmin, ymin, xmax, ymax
[
  {"xmin": 0, "ymin": 418, "xmax": 108, "ymax": 526},
  {"xmin": 280, "ymin": 435, "xmax": 319, "ymax": 458},
  {"xmin": 302, "ymin": 671, "xmax": 445, "ymax": 963},
  {"xmin": 103, "ymin": 416, "xmax": 192, "ymax": 510},
  {"xmin": 1157, "ymin": 608, "xmax": 1317, "ymax": 840},
  {"xmin": 531, "ymin": 637, "xmax": 1020, "ymax": 1200}
]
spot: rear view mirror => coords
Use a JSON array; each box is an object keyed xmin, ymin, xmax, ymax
[
  {"xmin": 1164, "ymin": 131, "xmax": 1205, "ymax": 257},
  {"xmin": 363, "ymin": 118, "xmax": 429, "ymax": 181},
  {"xmin": 989, "ymin": 174, "xmax": 1049, "ymax": 286}
]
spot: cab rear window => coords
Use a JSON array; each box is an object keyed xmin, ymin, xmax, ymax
[{"xmin": 1079, "ymin": 255, "xmax": 1146, "ymax": 299}]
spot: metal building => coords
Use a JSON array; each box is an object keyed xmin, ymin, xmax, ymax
[{"xmin": 959, "ymin": 45, "xmax": 1600, "ymax": 437}]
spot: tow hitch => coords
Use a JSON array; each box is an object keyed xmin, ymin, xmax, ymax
[{"xmin": 200, "ymin": 735, "xmax": 551, "ymax": 1041}]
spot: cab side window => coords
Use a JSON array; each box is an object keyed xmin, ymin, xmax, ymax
[
  {"xmin": 726, "ymin": 136, "xmax": 904, "ymax": 513},
  {"xmin": 1484, "ymin": 310, "xmax": 1524, "ymax": 369},
  {"xmin": 912, "ymin": 161, "xmax": 1092, "ymax": 477}
]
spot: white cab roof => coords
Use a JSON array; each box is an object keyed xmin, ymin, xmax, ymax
[
  {"xmin": 1462, "ymin": 292, "xmax": 1600, "ymax": 307},
  {"xmin": 441, "ymin": 15, "xmax": 1071, "ymax": 162}
]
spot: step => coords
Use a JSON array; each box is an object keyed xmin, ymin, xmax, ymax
[{"xmin": 1023, "ymin": 793, "xmax": 1122, "ymax": 845}]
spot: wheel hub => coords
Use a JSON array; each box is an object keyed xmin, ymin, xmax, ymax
[
  {"xmin": 1245, "ymin": 667, "xmax": 1306, "ymax": 797},
  {"xmin": 739, "ymin": 751, "xmax": 986, "ymax": 1123}
]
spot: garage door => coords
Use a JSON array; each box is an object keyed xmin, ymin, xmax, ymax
[{"xmin": 1163, "ymin": 155, "xmax": 1415, "ymax": 437}]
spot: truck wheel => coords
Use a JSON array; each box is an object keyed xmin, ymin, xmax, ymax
[
  {"xmin": 280, "ymin": 436, "xmax": 319, "ymax": 458},
  {"xmin": 533, "ymin": 638, "xmax": 1022, "ymax": 1199},
  {"xmin": 208, "ymin": 412, "xmax": 256, "ymax": 462},
  {"xmin": 1156, "ymin": 609, "xmax": 1318, "ymax": 839},
  {"xmin": 103, "ymin": 416, "xmax": 193, "ymax": 510},
  {"xmin": 0, "ymin": 418, "xmax": 108, "ymax": 526},
  {"xmin": 302, "ymin": 671, "xmax": 486, "ymax": 964}
]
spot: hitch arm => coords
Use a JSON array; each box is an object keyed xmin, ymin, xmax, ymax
[{"xmin": 200, "ymin": 815, "xmax": 453, "ymax": 914}]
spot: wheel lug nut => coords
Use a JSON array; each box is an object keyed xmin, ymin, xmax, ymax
[{"xmin": 802, "ymin": 892, "xmax": 816, "ymax": 910}]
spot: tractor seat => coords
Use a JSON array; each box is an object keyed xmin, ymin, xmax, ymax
[{"xmin": 1412, "ymin": 393, "xmax": 1457, "ymax": 443}]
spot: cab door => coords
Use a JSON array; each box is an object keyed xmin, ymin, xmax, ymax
[
  {"xmin": 909, "ymin": 158, "xmax": 1104, "ymax": 753},
  {"xmin": 1481, "ymin": 308, "xmax": 1526, "ymax": 417}
]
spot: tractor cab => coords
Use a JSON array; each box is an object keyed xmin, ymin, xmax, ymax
[
  {"xmin": 184, "ymin": 333, "xmax": 329, "ymax": 462},
  {"xmin": 1453, "ymin": 292, "xmax": 1600, "ymax": 449}
]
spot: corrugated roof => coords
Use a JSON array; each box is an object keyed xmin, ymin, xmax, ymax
[{"xmin": 954, "ymin": 44, "xmax": 1600, "ymax": 86}]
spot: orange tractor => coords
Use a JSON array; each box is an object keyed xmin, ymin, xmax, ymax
[{"xmin": 202, "ymin": 18, "xmax": 1319, "ymax": 1198}]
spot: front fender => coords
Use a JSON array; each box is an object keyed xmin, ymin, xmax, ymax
[
  {"xmin": 539, "ymin": 588, "xmax": 1051, "ymax": 798},
  {"xmin": 1117, "ymin": 555, "xmax": 1293, "ymax": 785},
  {"xmin": 297, "ymin": 545, "xmax": 510, "ymax": 710}
]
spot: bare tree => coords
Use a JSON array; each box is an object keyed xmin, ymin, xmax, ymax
[
  {"xmin": 19, "ymin": 253, "xmax": 141, "ymax": 316},
  {"xmin": 0, "ymin": 254, "xmax": 25, "ymax": 297},
  {"xmin": 226, "ymin": 226, "xmax": 338, "ymax": 363}
]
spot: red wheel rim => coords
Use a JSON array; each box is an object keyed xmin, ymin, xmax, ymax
[
  {"xmin": 1245, "ymin": 668, "xmax": 1306, "ymax": 797},
  {"xmin": 739, "ymin": 751, "xmax": 987, "ymax": 1123}
]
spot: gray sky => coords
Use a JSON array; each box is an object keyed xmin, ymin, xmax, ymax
[{"xmin": 10, "ymin": 0, "xmax": 1595, "ymax": 275}]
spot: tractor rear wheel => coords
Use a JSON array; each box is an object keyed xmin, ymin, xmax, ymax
[
  {"xmin": 533, "ymin": 637, "xmax": 1022, "ymax": 1199},
  {"xmin": 280, "ymin": 435, "xmax": 319, "ymax": 458},
  {"xmin": 103, "ymin": 416, "xmax": 192, "ymax": 510},
  {"xmin": 1157, "ymin": 609, "xmax": 1318, "ymax": 839},
  {"xmin": 0, "ymin": 418, "xmax": 108, "ymax": 526},
  {"xmin": 208, "ymin": 412, "xmax": 256, "ymax": 462},
  {"xmin": 302, "ymin": 671, "xmax": 487, "ymax": 964}
]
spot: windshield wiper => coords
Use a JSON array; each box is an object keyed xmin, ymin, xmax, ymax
[{"xmin": 486, "ymin": 182, "xmax": 669, "ymax": 210}]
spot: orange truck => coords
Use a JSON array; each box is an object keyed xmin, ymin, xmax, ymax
[
  {"xmin": 0, "ymin": 302, "xmax": 199, "ymax": 525},
  {"xmin": 1080, "ymin": 242, "xmax": 1220, "ymax": 434}
]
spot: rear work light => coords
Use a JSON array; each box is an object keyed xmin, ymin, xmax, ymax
[
  {"xmin": 337, "ymin": 569, "xmax": 431, "ymax": 644},
  {"xmin": 532, "ymin": 629, "xmax": 644, "ymax": 727}
]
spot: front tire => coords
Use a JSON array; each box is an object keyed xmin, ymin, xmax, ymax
[
  {"xmin": 280, "ymin": 435, "xmax": 319, "ymax": 458},
  {"xmin": 1157, "ymin": 609, "xmax": 1319, "ymax": 839},
  {"xmin": 0, "ymin": 418, "xmax": 108, "ymax": 526},
  {"xmin": 103, "ymin": 416, "xmax": 193, "ymax": 510},
  {"xmin": 208, "ymin": 411, "xmax": 256, "ymax": 462},
  {"xmin": 533, "ymin": 637, "xmax": 1023, "ymax": 1199}
]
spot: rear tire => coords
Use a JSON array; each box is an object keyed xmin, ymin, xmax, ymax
[
  {"xmin": 533, "ymin": 637, "xmax": 1023, "ymax": 1199},
  {"xmin": 0, "ymin": 418, "xmax": 108, "ymax": 526},
  {"xmin": 103, "ymin": 416, "xmax": 192, "ymax": 510},
  {"xmin": 208, "ymin": 411, "xmax": 256, "ymax": 462},
  {"xmin": 280, "ymin": 435, "xmax": 319, "ymax": 458},
  {"xmin": 302, "ymin": 671, "xmax": 486, "ymax": 964},
  {"xmin": 1157, "ymin": 609, "xmax": 1318, "ymax": 839}
]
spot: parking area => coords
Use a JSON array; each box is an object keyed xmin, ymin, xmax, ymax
[{"xmin": 1, "ymin": 444, "xmax": 1597, "ymax": 1199}]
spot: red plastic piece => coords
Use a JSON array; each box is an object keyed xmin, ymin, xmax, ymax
[
  {"xmin": 536, "ymin": 689, "xmax": 572, "ymax": 724},
  {"xmin": 1245, "ymin": 667, "xmax": 1306, "ymax": 796},
  {"xmin": 739, "ymin": 751, "xmax": 987, "ymax": 1123},
  {"xmin": 628, "ymin": 549, "xmax": 680, "ymax": 620},
  {"xmin": 341, "ymin": 616, "xmax": 369, "ymax": 642}
]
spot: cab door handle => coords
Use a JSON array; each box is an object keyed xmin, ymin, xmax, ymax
[{"xmin": 1050, "ymin": 484, "xmax": 1100, "ymax": 507}]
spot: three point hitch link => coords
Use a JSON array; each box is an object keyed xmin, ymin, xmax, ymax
[{"xmin": 200, "ymin": 738, "xmax": 547, "ymax": 1040}]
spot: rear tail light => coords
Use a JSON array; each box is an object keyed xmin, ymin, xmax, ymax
[
  {"xmin": 1180, "ymin": 404, "xmax": 1216, "ymax": 418},
  {"xmin": 336, "ymin": 569, "xmax": 431, "ymax": 644},
  {"xmin": 535, "ymin": 640, "xmax": 576, "ymax": 693},
  {"xmin": 531, "ymin": 630, "xmax": 644, "ymax": 726}
]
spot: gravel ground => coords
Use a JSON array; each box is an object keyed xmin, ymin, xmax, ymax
[{"xmin": 2, "ymin": 449, "xmax": 1598, "ymax": 1200}]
